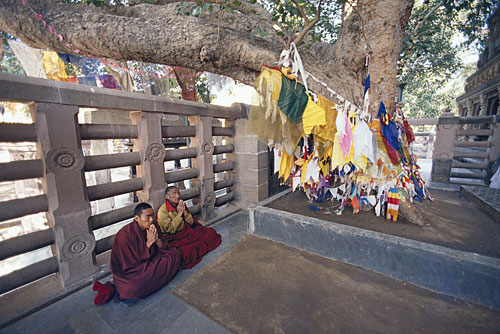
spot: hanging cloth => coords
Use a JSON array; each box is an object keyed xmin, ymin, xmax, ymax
[
  {"xmin": 403, "ymin": 120, "xmax": 415, "ymax": 144},
  {"xmin": 353, "ymin": 118, "xmax": 375, "ymax": 164},
  {"xmin": 98, "ymin": 75, "xmax": 120, "ymax": 89},
  {"xmin": 386, "ymin": 187, "xmax": 400, "ymax": 221},
  {"xmin": 335, "ymin": 107, "xmax": 353, "ymax": 158},
  {"xmin": 302, "ymin": 96, "xmax": 326, "ymax": 135},
  {"xmin": 248, "ymin": 66, "xmax": 302, "ymax": 155},
  {"xmin": 277, "ymin": 72, "xmax": 309, "ymax": 124},
  {"xmin": 58, "ymin": 53, "xmax": 104, "ymax": 76},
  {"xmin": 279, "ymin": 42, "xmax": 309, "ymax": 92},
  {"xmin": 42, "ymin": 50, "xmax": 69, "ymax": 80},
  {"xmin": 106, "ymin": 65, "xmax": 135, "ymax": 92},
  {"xmin": 278, "ymin": 149, "xmax": 295, "ymax": 182},
  {"xmin": 312, "ymin": 94, "xmax": 337, "ymax": 142},
  {"xmin": 377, "ymin": 101, "xmax": 401, "ymax": 165},
  {"xmin": 7, "ymin": 40, "xmax": 47, "ymax": 78}
]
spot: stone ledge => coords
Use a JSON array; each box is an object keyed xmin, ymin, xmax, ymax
[
  {"xmin": 460, "ymin": 185, "xmax": 500, "ymax": 222},
  {"xmin": 250, "ymin": 206, "xmax": 500, "ymax": 310}
]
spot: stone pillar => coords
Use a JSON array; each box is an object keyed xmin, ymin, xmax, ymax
[
  {"xmin": 30, "ymin": 102, "xmax": 97, "ymax": 287},
  {"xmin": 431, "ymin": 109, "xmax": 459, "ymax": 183},
  {"xmin": 465, "ymin": 99, "xmax": 473, "ymax": 117},
  {"xmin": 228, "ymin": 118, "xmax": 269, "ymax": 209},
  {"xmin": 188, "ymin": 116, "xmax": 216, "ymax": 221},
  {"xmin": 480, "ymin": 94, "xmax": 488, "ymax": 116},
  {"xmin": 130, "ymin": 111, "xmax": 166, "ymax": 210}
]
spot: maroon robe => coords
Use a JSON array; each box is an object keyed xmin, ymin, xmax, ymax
[
  {"xmin": 161, "ymin": 200, "xmax": 222, "ymax": 269},
  {"xmin": 110, "ymin": 220, "xmax": 182, "ymax": 300}
]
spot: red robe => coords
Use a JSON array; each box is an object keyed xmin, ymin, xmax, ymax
[
  {"xmin": 161, "ymin": 200, "xmax": 222, "ymax": 269},
  {"xmin": 110, "ymin": 220, "xmax": 182, "ymax": 300}
]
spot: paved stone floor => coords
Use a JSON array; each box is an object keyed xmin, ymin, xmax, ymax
[
  {"xmin": 3, "ymin": 201, "xmax": 500, "ymax": 333},
  {"xmin": 2, "ymin": 211, "xmax": 248, "ymax": 334}
]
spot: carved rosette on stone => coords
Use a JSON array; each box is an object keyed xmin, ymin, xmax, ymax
[
  {"xmin": 145, "ymin": 143, "xmax": 166, "ymax": 161},
  {"xmin": 201, "ymin": 141, "xmax": 214, "ymax": 155},
  {"xmin": 60, "ymin": 233, "xmax": 96, "ymax": 261},
  {"xmin": 203, "ymin": 192, "xmax": 215, "ymax": 208},
  {"xmin": 45, "ymin": 147, "xmax": 85, "ymax": 174}
]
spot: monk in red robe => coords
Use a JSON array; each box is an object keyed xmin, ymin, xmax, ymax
[
  {"xmin": 110, "ymin": 202, "xmax": 182, "ymax": 300},
  {"xmin": 157, "ymin": 186, "xmax": 221, "ymax": 269}
]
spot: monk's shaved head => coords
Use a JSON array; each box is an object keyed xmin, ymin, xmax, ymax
[
  {"xmin": 134, "ymin": 202, "xmax": 152, "ymax": 217},
  {"xmin": 165, "ymin": 186, "xmax": 178, "ymax": 196}
]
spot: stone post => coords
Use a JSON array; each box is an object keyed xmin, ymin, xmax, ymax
[
  {"xmin": 30, "ymin": 102, "xmax": 97, "ymax": 287},
  {"xmin": 227, "ymin": 116, "xmax": 269, "ymax": 209},
  {"xmin": 188, "ymin": 116, "xmax": 216, "ymax": 221},
  {"xmin": 431, "ymin": 109, "xmax": 459, "ymax": 183},
  {"xmin": 130, "ymin": 111, "xmax": 166, "ymax": 210},
  {"xmin": 480, "ymin": 94, "xmax": 488, "ymax": 116}
]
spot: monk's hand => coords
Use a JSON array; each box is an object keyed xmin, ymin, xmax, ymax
[
  {"xmin": 177, "ymin": 200, "xmax": 185, "ymax": 216},
  {"xmin": 146, "ymin": 225, "xmax": 158, "ymax": 248}
]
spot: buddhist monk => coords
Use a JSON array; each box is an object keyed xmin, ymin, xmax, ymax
[
  {"xmin": 157, "ymin": 186, "xmax": 222, "ymax": 269},
  {"xmin": 110, "ymin": 202, "xmax": 182, "ymax": 301}
]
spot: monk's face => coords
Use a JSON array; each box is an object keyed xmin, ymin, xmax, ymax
[
  {"xmin": 166, "ymin": 188, "xmax": 180, "ymax": 205},
  {"xmin": 134, "ymin": 207, "xmax": 154, "ymax": 231}
]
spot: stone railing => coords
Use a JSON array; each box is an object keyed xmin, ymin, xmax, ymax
[
  {"xmin": 407, "ymin": 117, "xmax": 438, "ymax": 160},
  {"xmin": 430, "ymin": 111, "xmax": 500, "ymax": 184},
  {"xmin": 0, "ymin": 71, "xmax": 252, "ymax": 298}
]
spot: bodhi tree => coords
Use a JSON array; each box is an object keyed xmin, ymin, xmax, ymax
[
  {"xmin": 0, "ymin": 0, "xmax": 496, "ymax": 224},
  {"xmin": 0, "ymin": 0, "xmax": 415, "ymax": 114},
  {"xmin": 0, "ymin": 0, "xmax": 495, "ymax": 115}
]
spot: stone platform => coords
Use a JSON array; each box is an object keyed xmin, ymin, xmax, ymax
[{"xmin": 460, "ymin": 185, "xmax": 500, "ymax": 222}]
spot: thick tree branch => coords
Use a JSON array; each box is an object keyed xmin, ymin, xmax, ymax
[
  {"xmin": 0, "ymin": 0, "xmax": 282, "ymax": 84},
  {"xmin": 0, "ymin": 0, "xmax": 414, "ymax": 116},
  {"xmin": 128, "ymin": 0, "xmax": 266, "ymax": 17}
]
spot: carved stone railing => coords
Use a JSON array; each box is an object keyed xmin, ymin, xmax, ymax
[
  {"xmin": 407, "ymin": 117, "xmax": 438, "ymax": 160},
  {"xmin": 0, "ymin": 71, "xmax": 248, "ymax": 298},
  {"xmin": 430, "ymin": 111, "xmax": 500, "ymax": 184}
]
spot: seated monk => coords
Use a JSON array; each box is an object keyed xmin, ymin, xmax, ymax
[
  {"xmin": 110, "ymin": 202, "xmax": 182, "ymax": 301},
  {"xmin": 157, "ymin": 186, "xmax": 222, "ymax": 269}
]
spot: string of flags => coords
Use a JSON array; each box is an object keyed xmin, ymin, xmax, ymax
[
  {"xmin": 249, "ymin": 44, "xmax": 433, "ymax": 223},
  {"xmin": 18, "ymin": 0, "xmax": 174, "ymax": 80}
]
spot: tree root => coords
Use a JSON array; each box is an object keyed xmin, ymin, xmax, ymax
[{"xmin": 399, "ymin": 199, "xmax": 429, "ymax": 226}]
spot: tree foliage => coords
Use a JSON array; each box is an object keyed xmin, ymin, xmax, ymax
[{"xmin": 398, "ymin": 0, "xmax": 497, "ymax": 118}]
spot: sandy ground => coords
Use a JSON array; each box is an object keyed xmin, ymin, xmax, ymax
[{"xmin": 266, "ymin": 189, "xmax": 500, "ymax": 259}]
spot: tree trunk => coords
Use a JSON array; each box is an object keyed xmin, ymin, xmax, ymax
[
  {"xmin": 0, "ymin": 0, "xmax": 413, "ymax": 116},
  {"xmin": 1, "ymin": 0, "xmax": 427, "ymax": 224}
]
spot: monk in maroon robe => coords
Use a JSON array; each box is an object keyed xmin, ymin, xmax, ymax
[
  {"xmin": 157, "ymin": 186, "xmax": 221, "ymax": 269},
  {"xmin": 110, "ymin": 202, "xmax": 182, "ymax": 300}
]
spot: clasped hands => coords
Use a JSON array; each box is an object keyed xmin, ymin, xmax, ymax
[
  {"xmin": 146, "ymin": 224, "xmax": 163, "ymax": 248},
  {"xmin": 176, "ymin": 199, "xmax": 186, "ymax": 217}
]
